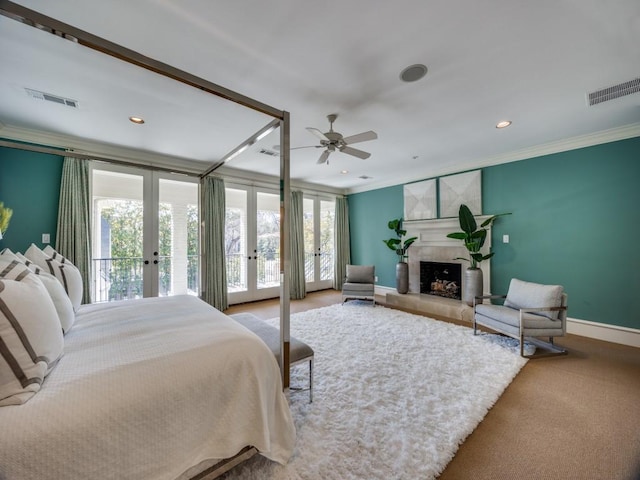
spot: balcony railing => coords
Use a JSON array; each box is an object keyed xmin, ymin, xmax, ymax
[{"xmin": 93, "ymin": 255, "xmax": 199, "ymax": 303}]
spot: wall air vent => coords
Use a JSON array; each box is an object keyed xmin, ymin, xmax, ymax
[
  {"xmin": 587, "ymin": 78, "xmax": 640, "ymax": 106},
  {"xmin": 258, "ymin": 149, "xmax": 278, "ymax": 156},
  {"xmin": 25, "ymin": 88, "xmax": 79, "ymax": 108}
]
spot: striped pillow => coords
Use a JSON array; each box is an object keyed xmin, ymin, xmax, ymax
[
  {"xmin": 15, "ymin": 254, "xmax": 75, "ymax": 334},
  {"xmin": 25, "ymin": 244, "xmax": 82, "ymax": 312},
  {"xmin": 0, "ymin": 264, "xmax": 64, "ymax": 406}
]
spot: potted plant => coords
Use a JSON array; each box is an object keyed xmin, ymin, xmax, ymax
[
  {"xmin": 0, "ymin": 202, "xmax": 12, "ymax": 241},
  {"xmin": 383, "ymin": 218, "xmax": 417, "ymax": 294},
  {"xmin": 446, "ymin": 204, "xmax": 510, "ymax": 305}
]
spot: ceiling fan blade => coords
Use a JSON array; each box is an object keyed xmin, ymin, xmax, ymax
[
  {"xmin": 339, "ymin": 146, "xmax": 371, "ymax": 159},
  {"xmin": 307, "ymin": 127, "xmax": 329, "ymax": 141},
  {"xmin": 342, "ymin": 130, "xmax": 377, "ymax": 145},
  {"xmin": 291, "ymin": 145, "xmax": 323, "ymax": 150},
  {"xmin": 317, "ymin": 150, "xmax": 331, "ymax": 164}
]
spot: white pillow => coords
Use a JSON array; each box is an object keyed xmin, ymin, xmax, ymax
[
  {"xmin": 14, "ymin": 253, "xmax": 75, "ymax": 334},
  {"xmin": 25, "ymin": 244, "xmax": 83, "ymax": 312},
  {"xmin": 0, "ymin": 265, "xmax": 64, "ymax": 406}
]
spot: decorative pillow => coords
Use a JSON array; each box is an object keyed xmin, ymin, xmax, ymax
[
  {"xmin": 345, "ymin": 265, "xmax": 375, "ymax": 284},
  {"xmin": 504, "ymin": 278, "xmax": 564, "ymax": 320},
  {"xmin": 15, "ymin": 254, "xmax": 75, "ymax": 334},
  {"xmin": 25, "ymin": 244, "xmax": 82, "ymax": 312},
  {"xmin": 43, "ymin": 246, "xmax": 74, "ymax": 267},
  {"xmin": 0, "ymin": 267, "xmax": 64, "ymax": 406}
]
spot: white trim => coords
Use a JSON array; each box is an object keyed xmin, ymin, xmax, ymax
[
  {"xmin": 346, "ymin": 123, "xmax": 640, "ymax": 194},
  {"xmin": 0, "ymin": 124, "xmax": 346, "ymax": 197},
  {"xmin": 567, "ymin": 318, "xmax": 640, "ymax": 348},
  {"xmin": 377, "ymin": 287, "xmax": 640, "ymax": 349},
  {"xmin": 375, "ymin": 285, "xmax": 396, "ymax": 296}
]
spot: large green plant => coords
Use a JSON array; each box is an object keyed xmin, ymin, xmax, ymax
[
  {"xmin": 383, "ymin": 218, "xmax": 417, "ymax": 263},
  {"xmin": 446, "ymin": 204, "xmax": 510, "ymax": 269},
  {"xmin": 0, "ymin": 202, "xmax": 13, "ymax": 236}
]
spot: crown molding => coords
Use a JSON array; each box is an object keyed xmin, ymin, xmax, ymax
[
  {"xmin": 346, "ymin": 122, "xmax": 640, "ymax": 194},
  {"xmin": 0, "ymin": 124, "xmax": 208, "ymax": 174},
  {"xmin": 0, "ymin": 123, "xmax": 346, "ymax": 196}
]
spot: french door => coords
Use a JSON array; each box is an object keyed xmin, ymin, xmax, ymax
[
  {"xmin": 303, "ymin": 196, "xmax": 335, "ymax": 291},
  {"xmin": 91, "ymin": 164, "xmax": 199, "ymax": 302},
  {"xmin": 226, "ymin": 184, "xmax": 281, "ymax": 304}
]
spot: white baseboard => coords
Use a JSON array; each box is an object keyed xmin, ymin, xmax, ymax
[
  {"xmin": 376, "ymin": 286, "xmax": 640, "ymax": 348},
  {"xmin": 567, "ymin": 318, "xmax": 640, "ymax": 348}
]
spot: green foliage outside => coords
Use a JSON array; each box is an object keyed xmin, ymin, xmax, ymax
[{"xmin": 99, "ymin": 200, "xmax": 199, "ymax": 300}]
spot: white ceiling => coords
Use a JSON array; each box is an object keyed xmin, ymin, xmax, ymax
[{"xmin": 1, "ymin": 0, "xmax": 639, "ymax": 193}]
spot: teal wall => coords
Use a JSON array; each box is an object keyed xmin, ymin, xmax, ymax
[
  {"xmin": 349, "ymin": 136, "xmax": 640, "ymax": 329},
  {"xmin": 0, "ymin": 145, "xmax": 64, "ymax": 253}
]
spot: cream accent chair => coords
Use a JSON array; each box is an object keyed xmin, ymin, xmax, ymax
[
  {"xmin": 474, "ymin": 278, "xmax": 568, "ymax": 357},
  {"xmin": 342, "ymin": 264, "xmax": 376, "ymax": 306}
]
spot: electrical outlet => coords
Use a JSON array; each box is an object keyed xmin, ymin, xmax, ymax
[
  {"xmin": 502, "ymin": 234, "xmax": 509, "ymax": 244},
  {"xmin": 42, "ymin": 233, "xmax": 50, "ymax": 244}
]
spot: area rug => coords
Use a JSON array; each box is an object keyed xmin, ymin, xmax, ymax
[{"xmin": 222, "ymin": 303, "xmax": 529, "ymax": 480}]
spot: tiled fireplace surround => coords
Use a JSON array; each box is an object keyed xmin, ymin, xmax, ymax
[{"xmin": 385, "ymin": 216, "xmax": 493, "ymax": 322}]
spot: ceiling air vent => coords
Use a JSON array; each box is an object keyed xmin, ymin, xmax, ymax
[
  {"xmin": 25, "ymin": 88, "xmax": 79, "ymax": 108},
  {"xmin": 259, "ymin": 149, "xmax": 278, "ymax": 156},
  {"xmin": 587, "ymin": 78, "xmax": 640, "ymax": 106}
]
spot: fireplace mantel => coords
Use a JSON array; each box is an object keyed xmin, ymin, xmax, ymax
[{"xmin": 403, "ymin": 216, "xmax": 493, "ymax": 295}]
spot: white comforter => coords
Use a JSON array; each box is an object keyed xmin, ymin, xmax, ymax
[{"xmin": 0, "ymin": 295, "xmax": 295, "ymax": 480}]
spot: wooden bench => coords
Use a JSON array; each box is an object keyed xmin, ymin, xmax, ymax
[{"xmin": 229, "ymin": 313, "xmax": 314, "ymax": 402}]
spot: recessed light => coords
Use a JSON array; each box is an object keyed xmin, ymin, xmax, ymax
[
  {"xmin": 400, "ymin": 64, "xmax": 428, "ymax": 82},
  {"xmin": 340, "ymin": 170, "xmax": 348, "ymax": 174},
  {"xmin": 129, "ymin": 116, "xmax": 145, "ymax": 124},
  {"xmin": 496, "ymin": 120, "xmax": 512, "ymax": 129}
]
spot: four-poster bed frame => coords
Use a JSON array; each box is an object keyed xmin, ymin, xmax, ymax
[{"xmin": 0, "ymin": 0, "xmax": 293, "ymax": 476}]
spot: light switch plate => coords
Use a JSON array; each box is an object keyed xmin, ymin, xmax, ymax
[
  {"xmin": 502, "ymin": 234, "xmax": 509, "ymax": 244},
  {"xmin": 42, "ymin": 233, "xmax": 50, "ymax": 244}
]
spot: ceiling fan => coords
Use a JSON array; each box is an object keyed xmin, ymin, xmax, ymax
[{"xmin": 294, "ymin": 114, "xmax": 378, "ymax": 165}]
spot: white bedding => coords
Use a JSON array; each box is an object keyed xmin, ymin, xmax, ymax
[{"xmin": 0, "ymin": 295, "xmax": 295, "ymax": 480}]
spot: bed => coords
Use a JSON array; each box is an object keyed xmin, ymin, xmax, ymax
[{"xmin": 0, "ymin": 294, "xmax": 295, "ymax": 480}]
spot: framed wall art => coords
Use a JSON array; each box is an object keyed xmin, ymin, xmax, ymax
[
  {"xmin": 403, "ymin": 179, "xmax": 437, "ymax": 220},
  {"xmin": 439, "ymin": 170, "xmax": 482, "ymax": 217}
]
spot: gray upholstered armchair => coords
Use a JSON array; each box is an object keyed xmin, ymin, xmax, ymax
[
  {"xmin": 342, "ymin": 264, "xmax": 376, "ymax": 306},
  {"xmin": 474, "ymin": 278, "xmax": 568, "ymax": 357}
]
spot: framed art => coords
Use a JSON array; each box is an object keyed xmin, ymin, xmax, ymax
[
  {"xmin": 439, "ymin": 170, "xmax": 481, "ymax": 217},
  {"xmin": 403, "ymin": 179, "xmax": 437, "ymax": 220}
]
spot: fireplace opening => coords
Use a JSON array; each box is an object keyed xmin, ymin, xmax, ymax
[{"xmin": 420, "ymin": 261, "xmax": 462, "ymax": 300}]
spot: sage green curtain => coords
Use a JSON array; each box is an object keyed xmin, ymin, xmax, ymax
[
  {"xmin": 290, "ymin": 190, "xmax": 306, "ymax": 299},
  {"xmin": 201, "ymin": 176, "xmax": 228, "ymax": 311},
  {"xmin": 333, "ymin": 196, "xmax": 351, "ymax": 290},
  {"xmin": 56, "ymin": 156, "xmax": 91, "ymax": 304}
]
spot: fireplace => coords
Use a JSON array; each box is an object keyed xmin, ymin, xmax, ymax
[
  {"xmin": 420, "ymin": 261, "xmax": 462, "ymax": 300},
  {"xmin": 404, "ymin": 216, "xmax": 492, "ymax": 298}
]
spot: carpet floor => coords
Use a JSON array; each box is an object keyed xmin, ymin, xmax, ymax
[{"xmin": 222, "ymin": 302, "xmax": 530, "ymax": 479}]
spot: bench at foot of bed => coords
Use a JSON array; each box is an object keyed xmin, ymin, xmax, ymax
[{"xmin": 229, "ymin": 312, "xmax": 314, "ymax": 402}]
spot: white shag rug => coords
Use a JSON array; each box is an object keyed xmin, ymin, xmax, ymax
[{"xmin": 222, "ymin": 303, "xmax": 530, "ymax": 480}]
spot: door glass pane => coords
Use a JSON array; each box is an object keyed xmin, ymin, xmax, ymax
[
  {"xmin": 92, "ymin": 170, "xmax": 144, "ymax": 302},
  {"xmin": 225, "ymin": 188, "xmax": 247, "ymax": 292},
  {"xmin": 320, "ymin": 200, "xmax": 335, "ymax": 281},
  {"xmin": 303, "ymin": 198, "xmax": 314, "ymax": 282},
  {"xmin": 256, "ymin": 192, "xmax": 280, "ymax": 289},
  {"xmin": 158, "ymin": 179, "xmax": 199, "ymax": 296}
]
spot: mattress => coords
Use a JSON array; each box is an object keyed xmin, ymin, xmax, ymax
[{"xmin": 0, "ymin": 295, "xmax": 295, "ymax": 479}]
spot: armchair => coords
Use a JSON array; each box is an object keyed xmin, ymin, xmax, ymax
[
  {"xmin": 474, "ymin": 278, "xmax": 568, "ymax": 357},
  {"xmin": 342, "ymin": 264, "xmax": 376, "ymax": 306}
]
